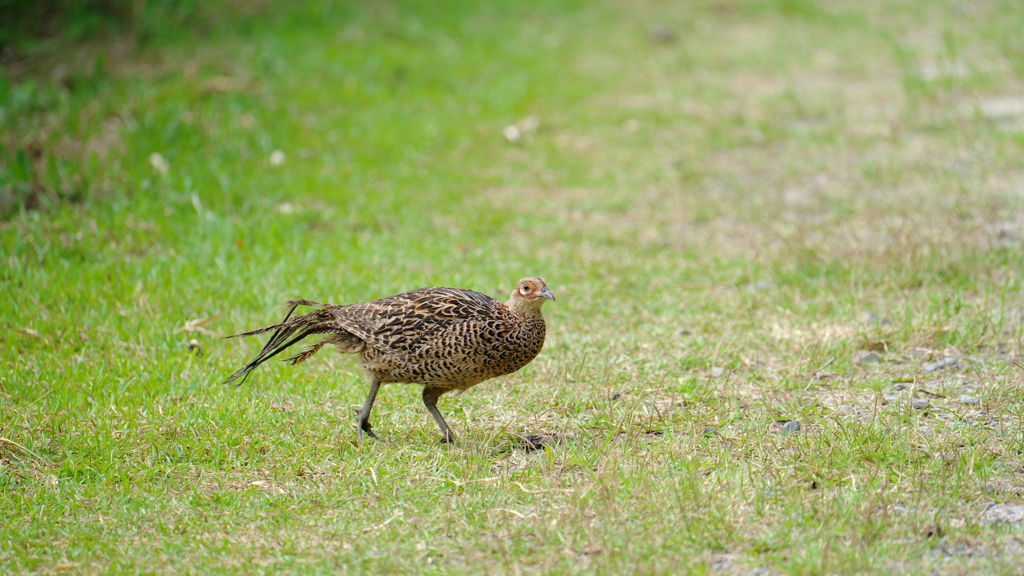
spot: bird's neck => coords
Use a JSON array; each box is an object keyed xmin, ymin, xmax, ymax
[{"xmin": 507, "ymin": 299, "xmax": 545, "ymax": 317}]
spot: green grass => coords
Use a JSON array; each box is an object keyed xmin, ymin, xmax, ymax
[{"xmin": 4, "ymin": 0, "xmax": 1024, "ymax": 573}]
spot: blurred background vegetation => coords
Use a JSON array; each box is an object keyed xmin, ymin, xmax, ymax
[{"xmin": 1, "ymin": 0, "xmax": 206, "ymax": 49}]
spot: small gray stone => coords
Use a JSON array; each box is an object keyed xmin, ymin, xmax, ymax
[
  {"xmin": 960, "ymin": 394, "xmax": 980, "ymax": 404},
  {"xmin": 980, "ymin": 503, "xmax": 1024, "ymax": 525},
  {"xmin": 781, "ymin": 421, "xmax": 801, "ymax": 435},
  {"xmin": 857, "ymin": 351, "xmax": 883, "ymax": 364},
  {"xmin": 866, "ymin": 311, "xmax": 893, "ymax": 326},
  {"xmin": 676, "ymin": 328, "xmax": 693, "ymax": 336},
  {"xmin": 985, "ymin": 484, "xmax": 1000, "ymax": 494},
  {"xmin": 911, "ymin": 398, "xmax": 929, "ymax": 409},
  {"xmin": 648, "ymin": 26, "xmax": 678, "ymax": 44},
  {"xmin": 882, "ymin": 395, "xmax": 898, "ymax": 405},
  {"xmin": 710, "ymin": 366, "xmax": 725, "ymax": 378},
  {"xmin": 924, "ymin": 357, "xmax": 958, "ymax": 372}
]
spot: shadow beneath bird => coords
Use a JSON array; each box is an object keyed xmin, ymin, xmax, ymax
[{"xmin": 506, "ymin": 432, "xmax": 574, "ymax": 453}]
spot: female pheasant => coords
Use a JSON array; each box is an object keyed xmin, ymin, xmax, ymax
[{"xmin": 224, "ymin": 277, "xmax": 555, "ymax": 443}]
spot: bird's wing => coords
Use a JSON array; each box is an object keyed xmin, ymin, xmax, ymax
[{"xmin": 327, "ymin": 287, "xmax": 503, "ymax": 352}]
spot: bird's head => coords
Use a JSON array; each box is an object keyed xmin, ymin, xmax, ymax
[{"xmin": 509, "ymin": 276, "xmax": 555, "ymax": 313}]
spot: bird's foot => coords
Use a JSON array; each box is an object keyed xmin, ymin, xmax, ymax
[{"xmin": 357, "ymin": 421, "xmax": 381, "ymax": 445}]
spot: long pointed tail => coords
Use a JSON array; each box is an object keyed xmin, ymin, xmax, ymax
[{"xmin": 223, "ymin": 299, "xmax": 333, "ymax": 385}]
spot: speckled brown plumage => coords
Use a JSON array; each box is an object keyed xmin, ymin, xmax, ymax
[{"xmin": 225, "ymin": 277, "xmax": 555, "ymax": 443}]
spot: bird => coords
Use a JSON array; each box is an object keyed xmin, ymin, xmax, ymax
[{"xmin": 224, "ymin": 277, "xmax": 555, "ymax": 444}]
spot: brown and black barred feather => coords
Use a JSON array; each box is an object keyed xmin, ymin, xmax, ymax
[{"xmin": 224, "ymin": 277, "xmax": 555, "ymax": 443}]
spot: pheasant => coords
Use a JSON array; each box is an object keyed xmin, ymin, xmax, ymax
[{"xmin": 224, "ymin": 277, "xmax": 555, "ymax": 443}]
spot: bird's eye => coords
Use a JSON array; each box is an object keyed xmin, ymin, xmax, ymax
[{"xmin": 522, "ymin": 285, "xmax": 531, "ymax": 292}]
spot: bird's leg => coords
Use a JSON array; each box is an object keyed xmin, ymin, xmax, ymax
[
  {"xmin": 356, "ymin": 378, "xmax": 382, "ymax": 444},
  {"xmin": 422, "ymin": 387, "xmax": 456, "ymax": 444}
]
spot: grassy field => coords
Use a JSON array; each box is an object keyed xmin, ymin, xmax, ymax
[{"xmin": 4, "ymin": 0, "xmax": 1024, "ymax": 573}]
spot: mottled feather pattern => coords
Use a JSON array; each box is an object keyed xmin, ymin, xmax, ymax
[
  {"xmin": 330, "ymin": 288, "xmax": 504, "ymax": 353},
  {"xmin": 225, "ymin": 277, "xmax": 555, "ymax": 442},
  {"xmin": 328, "ymin": 288, "xmax": 544, "ymax": 388}
]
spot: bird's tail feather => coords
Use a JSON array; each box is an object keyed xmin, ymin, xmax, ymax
[
  {"xmin": 283, "ymin": 337, "xmax": 335, "ymax": 365},
  {"xmin": 223, "ymin": 299, "xmax": 332, "ymax": 385}
]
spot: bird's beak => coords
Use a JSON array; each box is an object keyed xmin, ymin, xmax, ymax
[{"xmin": 540, "ymin": 287, "xmax": 556, "ymax": 301}]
